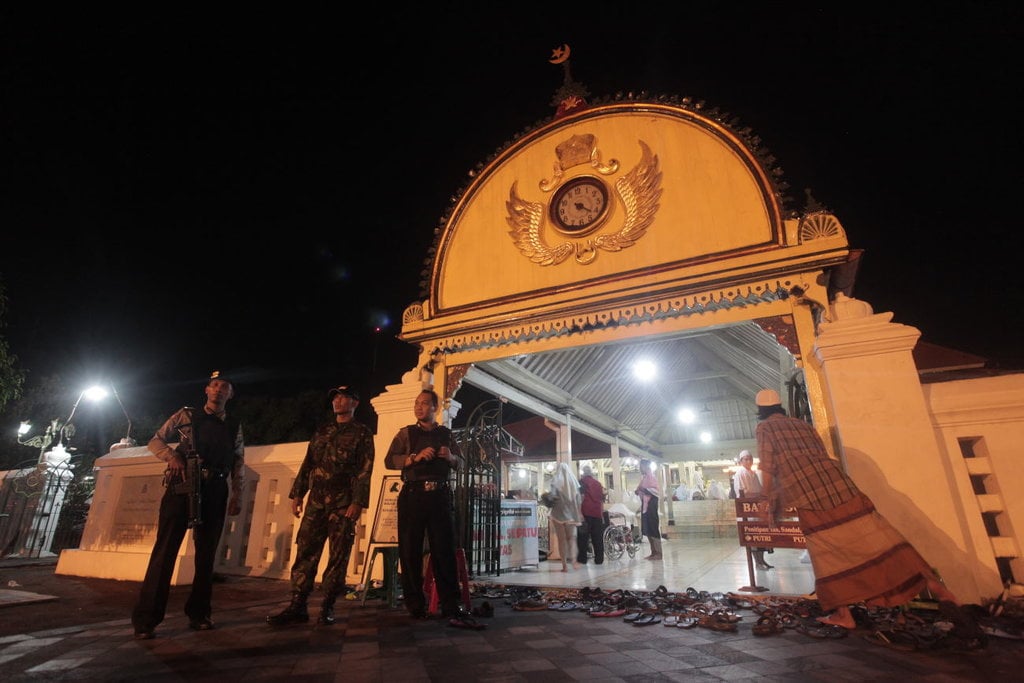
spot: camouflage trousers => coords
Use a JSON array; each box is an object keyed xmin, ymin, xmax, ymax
[{"xmin": 288, "ymin": 505, "xmax": 356, "ymax": 598}]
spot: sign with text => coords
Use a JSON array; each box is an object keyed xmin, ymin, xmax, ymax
[
  {"xmin": 369, "ymin": 476, "xmax": 402, "ymax": 545},
  {"xmin": 500, "ymin": 500, "xmax": 539, "ymax": 570},
  {"xmin": 735, "ymin": 499, "xmax": 806, "ymax": 549},
  {"xmin": 111, "ymin": 474, "xmax": 165, "ymax": 549}
]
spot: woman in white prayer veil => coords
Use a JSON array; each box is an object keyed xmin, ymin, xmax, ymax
[{"xmin": 547, "ymin": 462, "xmax": 583, "ymax": 571}]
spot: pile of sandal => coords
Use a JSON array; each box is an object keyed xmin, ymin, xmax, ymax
[{"xmin": 466, "ymin": 581, "xmax": 990, "ymax": 652}]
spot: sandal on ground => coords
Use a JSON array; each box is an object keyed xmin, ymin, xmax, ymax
[
  {"xmin": 796, "ymin": 623, "xmax": 848, "ymax": 639},
  {"xmin": 623, "ymin": 611, "xmax": 644, "ymax": 622},
  {"xmin": 677, "ymin": 616, "xmax": 700, "ymax": 629},
  {"xmin": 700, "ymin": 614, "xmax": 738, "ymax": 632},
  {"xmin": 448, "ymin": 614, "xmax": 487, "ymax": 630},
  {"xmin": 752, "ymin": 615, "xmax": 784, "ymax": 636},
  {"xmin": 862, "ymin": 629, "xmax": 917, "ymax": 652},
  {"xmin": 663, "ymin": 615, "xmax": 679, "ymax": 626},
  {"xmin": 633, "ymin": 613, "xmax": 662, "ymax": 626}
]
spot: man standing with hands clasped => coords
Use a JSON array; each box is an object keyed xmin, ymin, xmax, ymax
[
  {"xmin": 267, "ymin": 384, "xmax": 374, "ymax": 627},
  {"xmin": 386, "ymin": 389, "xmax": 478, "ymax": 627}
]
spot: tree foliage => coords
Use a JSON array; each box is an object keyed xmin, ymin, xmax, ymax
[{"xmin": 0, "ymin": 284, "xmax": 26, "ymax": 413}]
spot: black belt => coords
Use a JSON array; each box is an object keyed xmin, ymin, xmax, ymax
[{"xmin": 403, "ymin": 480, "xmax": 448, "ymax": 492}]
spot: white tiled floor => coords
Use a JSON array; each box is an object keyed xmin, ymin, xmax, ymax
[{"xmin": 477, "ymin": 535, "xmax": 816, "ymax": 597}]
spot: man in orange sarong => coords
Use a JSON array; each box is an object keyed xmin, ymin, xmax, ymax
[{"xmin": 754, "ymin": 389, "xmax": 957, "ymax": 629}]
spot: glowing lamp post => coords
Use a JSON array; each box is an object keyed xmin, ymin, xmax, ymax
[{"xmin": 12, "ymin": 383, "xmax": 135, "ymax": 558}]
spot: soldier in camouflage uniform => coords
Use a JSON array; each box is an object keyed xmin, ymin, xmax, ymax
[{"xmin": 267, "ymin": 385, "xmax": 374, "ymax": 627}]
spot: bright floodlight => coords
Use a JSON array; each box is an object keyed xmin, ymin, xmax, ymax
[
  {"xmin": 18, "ymin": 421, "xmax": 31, "ymax": 436},
  {"xmin": 82, "ymin": 386, "xmax": 109, "ymax": 402},
  {"xmin": 632, "ymin": 359, "xmax": 657, "ymax": 382},
  {"xmin": 699, "ymin": 431, "xmax": 713, "ymax": 443},
  {"xmin": 676, "ymin": 407, "xmax": 696, "ymax": 424}
]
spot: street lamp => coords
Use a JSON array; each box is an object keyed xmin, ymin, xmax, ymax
[
  {"xmin": 17, "ymin": 418, "xmax": 63, "ymax": 464},
  {"xmin": 18, "ymin": 383, "xmax": 136, "ymax": 464},
  {"xmin": 61, "ymin": 384, "xmax": 135, "ymax": 450}
]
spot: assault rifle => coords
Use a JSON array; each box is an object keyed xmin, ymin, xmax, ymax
[{"xmin": 166, "ymin": 422, "xmax": 202, "ymax": 528}]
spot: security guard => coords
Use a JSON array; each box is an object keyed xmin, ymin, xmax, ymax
[
  {"xmin": 267, "ymin": 384, "xmax": 374, "ymax": 626},
  {"xmin": 384, "ymin": 389, "xmax": 464, "ymax": 620}
]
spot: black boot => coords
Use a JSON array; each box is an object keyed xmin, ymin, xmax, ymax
[
  {"xmin": 317, "ymin": 594, "xmax": 337, "ymax": 626},
  {"xmin": 267, "ymin": 592, "xmax": 309, "ymax": 626}
]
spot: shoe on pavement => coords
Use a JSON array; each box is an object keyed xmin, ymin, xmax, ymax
[{"xmin": 189, "ymin": 618, "xmax": 215, "ymax": 631}]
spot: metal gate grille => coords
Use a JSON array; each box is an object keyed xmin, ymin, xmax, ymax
[
  {"xmin": 0, "ymin": 456, "xmax": 92, "ymax": 559},
  {"xmin": 453, "ymin": 399, "xmax": 523, "ymax": 578}
]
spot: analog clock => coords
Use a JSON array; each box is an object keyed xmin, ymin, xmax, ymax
[{"xmin": 550, "ymin": 176, "xmax": 610, "ymax": 234}]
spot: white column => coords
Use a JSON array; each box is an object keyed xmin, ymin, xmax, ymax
[
  {"xmin": 813, "ymin": 294, "xmax": 979, "ymax": 600},
  {"xmin": 609, "ymin": 437, "xmax": 622, "ymax": 504}
]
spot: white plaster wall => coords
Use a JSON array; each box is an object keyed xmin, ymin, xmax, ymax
[
  {"xmin": 814, "ymin": 297, "xmax": 1016, "ymax": 603},
  {"xmin": 924, "ymin": 374, "xmax": 1024, "ymax": 597}
]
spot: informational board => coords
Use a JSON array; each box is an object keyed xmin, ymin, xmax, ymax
[
  {"xmin": 500, "ymin": 500, "xmax": 539, "ymax": 570},
  {"xmin": 735, "ymin": 499, "xmax": 806, "ymax": 549},
  {"xmin": 368, "ymin": 476, "xmax": 402, "ymax": 545}
]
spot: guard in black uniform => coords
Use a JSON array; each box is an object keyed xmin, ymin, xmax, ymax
[
  {"xmin": 132, "ymin": 371, "xmax": 245, "ymax": 640},
  {"xmin": 384, "ymin": 389, "xmax": 463, "ymax": 619}
]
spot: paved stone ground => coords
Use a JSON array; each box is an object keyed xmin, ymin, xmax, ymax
[{"xmin": 2, "ymin": 559, "xmax": 1023, "ymax": 681}]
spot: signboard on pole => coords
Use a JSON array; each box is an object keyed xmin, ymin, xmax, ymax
[
  {"xmin": 369, "ymin": 476, "xmax": 402, "ymax": 545},
  {"xmin": 734, "ymin": 500, "xmax": 806, "ymax": 549}
]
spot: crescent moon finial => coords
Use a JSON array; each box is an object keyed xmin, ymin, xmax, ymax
[{"xmin": 549, "ymin": 44, "xmax": 571, "ymax": 64}]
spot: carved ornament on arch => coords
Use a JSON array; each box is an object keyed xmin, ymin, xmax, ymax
[
  {"xmin": 426, "ymin": 279, "xmax": 796, "ymax": 355},
  {"xmin": 754, "ymin": 315, "xmax": 801, "ymax": 358}
]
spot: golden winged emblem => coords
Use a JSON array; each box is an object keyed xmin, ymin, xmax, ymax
[{"xmin": 506, "ymin": 139, "xmax": 661, "ymax": 265}]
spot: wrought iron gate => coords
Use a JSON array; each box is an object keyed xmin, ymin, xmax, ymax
[
  {"xmin": 452, "ymin": 399, "xmax": 523, "ymax": 578},
  {"xmin": 0, "ymin": 456, "xmax": 93, "ymax": 559}
]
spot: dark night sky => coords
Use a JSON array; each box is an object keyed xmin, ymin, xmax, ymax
[{"xmin": 2, "ymin": 6, "xmax": 1022, "ymax": 418}]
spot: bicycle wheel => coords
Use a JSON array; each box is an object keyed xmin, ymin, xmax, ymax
[{"xmin": 603, "ymin": 525, "xmax": 625, "ymax": 560}]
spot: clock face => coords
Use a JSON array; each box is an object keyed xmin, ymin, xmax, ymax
[{"xmin": 550, "ymin": 176, "xmax": 610, "ymax": 235}]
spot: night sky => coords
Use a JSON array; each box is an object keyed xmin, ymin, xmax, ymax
[{"xmin": 2, "ymin": 6, "xmax": 1021, "ymax": 418}]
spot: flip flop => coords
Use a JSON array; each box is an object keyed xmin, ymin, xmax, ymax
[
  {"xmin": 796, "ymin": 623, "xmax": 848, "ymax": 639},
  {"xmin": 677, "ymin": 617, "xmax": 699, "ymax": 629},
  {"xmin": 862, "ymin": 629, "xmax": 916, "ymax": 652},
  {"xmin": 752, "ymin": 615, "xmax": 784, "ymax": 636},
  {"xmin": 623, "ymin": 611, "xmax": 644, "ymax": 622},
  {"xmin": 448, "ymin": 614, "xmax": 487, "ymax": 630},
  {"xmin": 699, "ymin": 614, "xmax": 738, "ymax": 632},
  {"xmin": 633, "ymin": 614, "xmax": 662, "ymax": 626}
]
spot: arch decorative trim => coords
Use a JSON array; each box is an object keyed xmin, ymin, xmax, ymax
[{"xmin": 421, "ymin": 279, "xmax": 798, "ymax": 356}]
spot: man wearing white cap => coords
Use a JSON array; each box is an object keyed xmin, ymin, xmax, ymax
[
  {"xmin": 753, "ymin": 388, "xmax": 958, "ymax": 630},
  {"xmin": 734, "ymin": 449, "xmax": 772, "ymax": 570}
]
